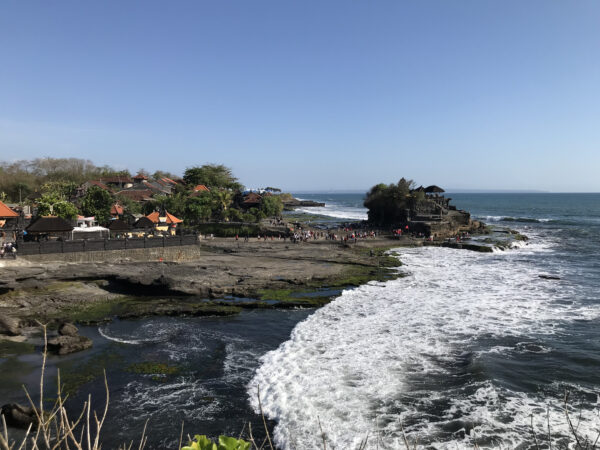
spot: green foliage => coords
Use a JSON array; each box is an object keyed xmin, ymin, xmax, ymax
[
  {"xmin": 115, "ymin": 193, "xmax": 142, "ymax": 214},
  {"xmin": 194, "ymin": 222, "xmax": 261, "ymax": 237},
  {"xmin": 363, "ymin": 177, "xmax": 419, "ymax": 225},
  {"xmin": 152, "ymin": 170, "xmax": 179, "ymax": 180},
  {"xmin": 183, "ymin": 164, "xmax": 242, "ymax": 191},
  {"xmin": 143, "ymin": 192, "xmax": 188, "ymax": 218},
  {"xmin": 81, "ymin": 186, "xmax": 113, "ymax": 224},
  {"xmin": 37, "ymin": 192, "xmax": 78, "ymax": 219},
  {"xmin": 184, "ymin": 194, "xmax": 214, "ymax": 224},
  {"xmin": 0, "ymin": 157, "xmax": 127, "ymax": 202},
  {"xmin": 225, "ymin": 207, "xmax": 243, "ymax": 222},
  {"xmin": 182, "ymin": 435, "xmax": 250, "ymax": 450},
  {"xmin": 41, "ymin": 181, "xmax": 77, "ymax": 199},
  {"xmin": 259, "ymin": 195, "xmax": 283, "ymax": 217}
]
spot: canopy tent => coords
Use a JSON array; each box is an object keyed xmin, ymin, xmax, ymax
[{"xmin": 71, "ymin": 226, "xmax": 109, "ymax": 240}]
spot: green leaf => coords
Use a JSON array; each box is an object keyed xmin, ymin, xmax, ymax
[
  {"xmin": 217, "ymin": 435, "xmax": 251, "ymax": 450},
  {"xmin": 182, "ymin": 435, "xmax": 217, "ymax": 450}
]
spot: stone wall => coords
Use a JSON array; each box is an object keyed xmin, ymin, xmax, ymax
[{"xmin": 20, "ymin": 244, "xmax": 202, "ymax": 264}]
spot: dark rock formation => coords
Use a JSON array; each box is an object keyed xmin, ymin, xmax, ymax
[
  {"xmin": 0, "ymin": 315, "xmax": 20, "ymax": 336},
  {"xmin": 282, "ymin": 198, "xmax": 325, "ymax": 210},
  {"xmin": 0, "ymin": 403, "xmax": 40, "ymax": 429},
  {"xmin": 539, "ymin": 274, "xmax": 560, "ymax": 280},
  {"xmin": 58, "ymin": 322, "xmax": 78, "ymax": 337},
  {"xmin": 47, "ymin": 335, "xmax": 92, "ymax": 355}
]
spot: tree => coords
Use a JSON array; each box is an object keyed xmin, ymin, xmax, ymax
[
  {"xmin": 363, "ymin": 178, "xmax": 417, "ymax": 225},
  {"xmin": 115, "ymin": 194, "xmax": 142, "ymax": 215},
  {"xmin": 152, "ymin": 170, "xmax": 179, "ymax": 180},
  {"xmin": 183, "ymin": 164, "xmax": 242, "ymax": 191},
  {"xmin": 260, "ymin": 195, "xmax": 283, "ymax": 217},
  {"xmin": 36, "ymin": 192, "xmax": 78, "ymax": 219},
  {"xmin": 81, "ymin": 186, "xmax": 113, "ymax": 224},
  {"xmin": 184, "ymin": 195, "xmax": 213, "ymax": 224}
]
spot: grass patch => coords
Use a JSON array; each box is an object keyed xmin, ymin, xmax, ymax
[
  {"xmin": 0, "ymin": 339, "xmax": 36, "ymax": 357},
  {"xmin": 256, "ymin": 248, "xmax": 402, "ymax": 305},
  {"xmin": 126, "ymin": 361, "xmax": 180, "ymax": 381},
  {"xmin": 256, "ymin": 288, "xmax": 333, "ymax": 306},
  {"xmin": 61, "ymin": 300, "xmax": 123, "ymax": 324}
]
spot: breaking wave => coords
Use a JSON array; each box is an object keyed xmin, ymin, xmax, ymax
[{"xmin": 249, "ymin": 242, "xmax": 600, "ymax": 449}]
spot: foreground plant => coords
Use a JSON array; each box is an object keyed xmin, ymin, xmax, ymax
[
  {"xmin": 181, "ymin": 434, "xmax": 250, "ymax": 450},
  {"xmin": 0, "ymin": 323, "xmax": 147, "ymax": 450}
]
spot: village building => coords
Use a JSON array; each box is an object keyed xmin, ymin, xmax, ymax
[
  {"xmin": 72, "ymin": 216, "xmax": 109, "ymax": 239},
  {"xmin": 132, "ymin": 216, "xmax": 155, "ymax": 236},
  {"xmin": 25, "ymin": 217, "xmax": 74, "ymax": 241},
  {"xmin": 107, "ymin": 219, "xmax": 132, "ymax": 238},
  {"xmin": 110, "ymin": 203, "xmax": 124, "ymax": 218},
  {"xmin": 241, "ymin": 192, "xmax": 262, "ymax": 209},
  {"xmin": 73, "ymin": 180, "xmax": 113, "ymax": 200},
  {"xmin": 146, "ymin": 210, "xmax": 183, "ymax": 235},
  {"xmin": 115, "ymin": 189, "xmax": 154, "ymax": 203},
  {"xmin": 0, "ymin": 201, "xmax": 20, "ymax": 243},
  {"xmin": 132, "ymin": 173, "xmax": 148, "ymax": 185},
  {"xmin": 98, "ymin": 176, "xmax": 133, "ymax": 190}
]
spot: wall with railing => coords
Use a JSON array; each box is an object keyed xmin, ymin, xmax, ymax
[{"xmin": 17, "ymin": 234, "xmax": 199, "ymax": 255}]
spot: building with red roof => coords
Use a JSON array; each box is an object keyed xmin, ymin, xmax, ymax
[{"xmin": 0, "ymin": 201, "xmax": 19, "ymax": 218}]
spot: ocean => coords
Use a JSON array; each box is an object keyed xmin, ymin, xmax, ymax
[
  {"xmin": 251, "ymin": 192, "xmax": 600, "ymax": 448},
  {"xmin": 2, "ymin": 193, "xmax": 599, "ymax": 449}
]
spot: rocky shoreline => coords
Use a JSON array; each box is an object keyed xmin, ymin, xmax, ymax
[{"xmin": 0, "ymin": 235, "xmax": 414, "ymax": 355}]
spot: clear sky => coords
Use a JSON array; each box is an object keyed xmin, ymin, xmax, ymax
[{"xmin": 1, "ymin": 1, "xmax": 599, "ymax": 192}]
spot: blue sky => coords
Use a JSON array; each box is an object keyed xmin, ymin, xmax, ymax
[{"xmin": 1, "ymin": 1, "xmax": 599, "ymax": 192}]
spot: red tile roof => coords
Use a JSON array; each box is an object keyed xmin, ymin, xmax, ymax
[
  {"xmin": 243, "ymin": 192, "xmax": 262, "ymax": 204},
  {"xmin": 99, "ymin": 176, "xmax": 133, "ymax": 184},
  {"xmin": 193, "ymin": 184, "xmax": 210, "ymax": 192},
  {"xmin": 110, "ymin": 203, "xmax": 124, "ymax": 215},
  {"xmin": 0, "ymin": 201, "xmax": 19, "ymax": 218},
  {"xmin": 89, "ymin": 180, "xmax": 112, "ymax": 191},
  {"xmin": 115, "ymin": 189, "xmax": 153, "ymax": 202},
  {"xmin": 146, "ymin": 211, "xmax": 182, "ymax": 224}
]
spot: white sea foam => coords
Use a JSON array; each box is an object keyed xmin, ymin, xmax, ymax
[
  {"xmin": 293, "ymin": 197, "xmax": 368, "ymax": 221},
  {"xmin": 117, "ymin": 377, "xmax": 221, "ymax": 422},
  {"xmin": 249, "ymin": 242, "xmax": 600, "ymax": 449},
  {"xmin": 98, "ymin": 320, "xmax": 179, "ymax": 345}
]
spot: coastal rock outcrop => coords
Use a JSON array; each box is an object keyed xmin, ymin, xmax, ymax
[
  {"xmin": 539, "ymin": 274, "xmax": 560, "ymax": 280},
  {"xmin": 58, "ymin": 322, "xmax": 79, "ymax": 337},
  {"xmin": 0, "ymin": 403, "xmax": 40, "ymax": 429},
  {"xmin": 0, "ymin": 315, "xmax": 20, "ymax": 336},
  {"xmin": 47, "ymin": 334, "xmax": 92, "ymax": 355}
]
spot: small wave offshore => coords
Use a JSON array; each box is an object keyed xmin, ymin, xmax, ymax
[{"xmin": 249, "ymin": 241, "xmax": 600, "ymax": 449}]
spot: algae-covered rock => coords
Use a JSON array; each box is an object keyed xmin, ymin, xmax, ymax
[
  {"xmin": 0, "ymin": 316, "xmax": 20, "ymax": 336},
  {"xmin": 58, "ymin": 322, "xmax": 79, "ymax": 336},
  {"xmin": 47, "ymin": 335, "xmax": 92, "ymax": 355}
]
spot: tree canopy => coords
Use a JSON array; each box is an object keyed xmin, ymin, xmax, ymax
[
  {"xmin": 363, "ymin": 178, "xmax": 421, "ymax": 225},
  {"xmin": 260, "ymin": 195, "xmax": 283, "ymax": 217},
  {"xmin": 81, "ymin": 186, "xmax": 113, "ymax": 224},
  {"xmin": 183, "ymin": 164, "xmax": 242, "ymax": 191}
]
